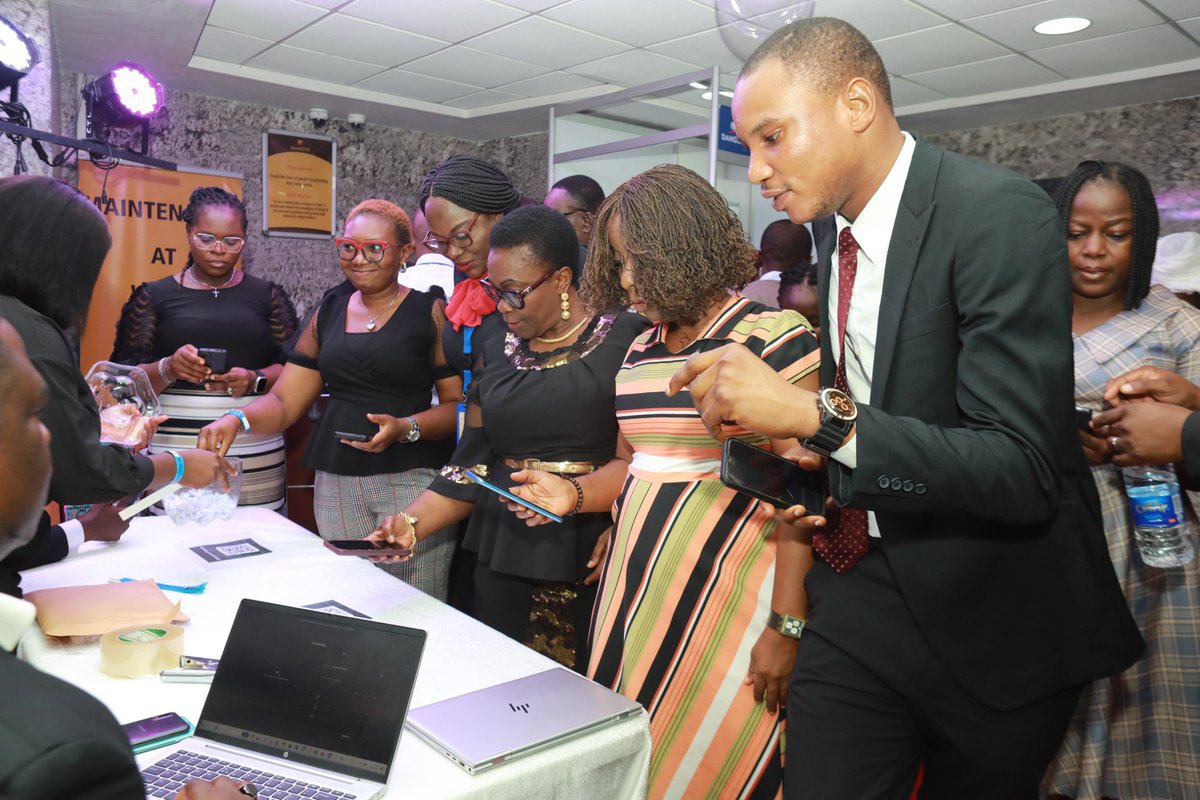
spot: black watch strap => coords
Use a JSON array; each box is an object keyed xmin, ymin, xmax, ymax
[{"xmin": 803, "ymin": 421, "xmax": 849, "ymax": 457}]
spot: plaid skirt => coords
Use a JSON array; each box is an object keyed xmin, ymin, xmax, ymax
[{"xmin": 314, "ymin": 468, "xmax": 454, "ymax": 602}]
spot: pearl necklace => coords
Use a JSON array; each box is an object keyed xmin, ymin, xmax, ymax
[
  {"xmin": 535, "ymin": 315, "xmax": 590, "ymax": 344},
  {"xmin": 361, "ymin": 287, "xmax": 401, "ymax": 332},
  {"xmin": 188, "ymin": 266, "xmax": 236, "ymax": 298}
]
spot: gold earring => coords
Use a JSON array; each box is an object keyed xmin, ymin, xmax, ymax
[{"xmin": 560, "ymin": 291, "xmax": 571, "ymax": 321}]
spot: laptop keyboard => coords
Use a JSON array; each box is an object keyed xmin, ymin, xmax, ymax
[{"xmin": 141, "ymin": 749, "xmax": 354, "ymax": 799}]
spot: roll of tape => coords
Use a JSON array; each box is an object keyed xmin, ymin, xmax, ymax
[{"xmin": 100, "ymin": 624, "xmax": 185, "ymax": 678}]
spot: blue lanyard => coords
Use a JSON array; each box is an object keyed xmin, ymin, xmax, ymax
[{"xmin": 457, "ymin": 325, "xmax": 475, "ymax": 442}]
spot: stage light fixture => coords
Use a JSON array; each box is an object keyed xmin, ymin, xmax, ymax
[
  {"xmin": 0, "ymin": 14, "xmax": 39, "ymax": 99},
  {"xmin": 82, "ymin": 61, "xmax": 164, "ymax": 155}
]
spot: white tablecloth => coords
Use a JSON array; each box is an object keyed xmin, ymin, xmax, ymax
[{"xmin": 20, "ymin": 508, "xmax": 651, "ymax": 799}]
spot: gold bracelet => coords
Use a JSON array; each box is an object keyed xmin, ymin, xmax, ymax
[{"xmin": 398, "ymin": 512, "xmax": 418, "ymax": 552}]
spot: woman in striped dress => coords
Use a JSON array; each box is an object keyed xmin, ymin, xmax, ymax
[{"xmin": 510, "ymin": 165, "xmax": 820, "ymax": 799}]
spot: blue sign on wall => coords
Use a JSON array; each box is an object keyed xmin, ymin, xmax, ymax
[{"xmin": 717, "ymin": 105, "xmax": 750, "ymax": 157}]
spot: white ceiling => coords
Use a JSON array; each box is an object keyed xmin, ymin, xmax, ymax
[{"xmin": 47, "ymin": 0, "xmax": 1200, "ymax": 140}]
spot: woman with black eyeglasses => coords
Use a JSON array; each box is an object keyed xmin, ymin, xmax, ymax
[
  {"xmin": 197, "ymin": 199, "xmax": 461, "ymax": 600},
  {"xmin": 111, "ymin": 186, "xmax": 298, "ymax": 511},
  {"xmin": 367, "ymin": 205, "xmax": 646, "ymax": 670}
]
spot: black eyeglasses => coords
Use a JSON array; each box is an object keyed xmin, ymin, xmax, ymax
[
  {"xmin": 336, "ymin": 238, "xmax": 398, "ymax": 263},
  {"xmin": 192, "ymin": 232, "xmax": 245, "ymax": 253},
  {"xmin": 424, "ymin": 212, "xmax": 480, "ymax": 254},
  {"xmin": 479, "ymin": 269, "xmax": 557, "ymax": 309}
]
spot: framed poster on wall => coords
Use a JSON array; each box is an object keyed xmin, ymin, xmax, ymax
[{"xmin": 262, "ymin": 130, "xmax": 336, "ymax": 238}]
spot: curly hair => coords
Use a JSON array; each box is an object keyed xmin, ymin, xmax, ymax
[
  {"xmin": 1053, "ymin": 160, "xmax": 1158, "ymax": 311},
  {"xmin": 346, "ymin": 198, "xmax": 412, "ymax": 246},
  {"xmin": 581, "ymin": 164, "xmax": 757, "ymax": 325}
]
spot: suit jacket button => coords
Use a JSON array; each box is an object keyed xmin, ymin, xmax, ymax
[
  {"xmin": 914, "ymin": 483, "xmax": 927, "ymax": 495},
  {"xmin": 889, "ymin": 478, "xmax": 904, "ymax": 491},
  {"xmin": 877, "ymin": 475, "xmax": 891, "ymax": 489},
  {"xmin": 902, "ymin": 480, "xmax": 914, "ymax": 493}
]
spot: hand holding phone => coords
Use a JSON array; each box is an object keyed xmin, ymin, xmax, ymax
[
  {"xmin": 466, "ymin": 469, "xmax": 564, "ymax": 523},
  {"xmin": 1075, "ymin": 405, "xmax": 1095, "ymax": 432},
  {"xmin": 122, "ymin": 711, "xmax": 192, "ymax": 754},
  {"xmin": 196, "ymin": 347, "xmax": 228, "ymax": 375},
  {"xmin": 720, "ymin": 438, "xmax": 825, "ymax": 514},
  {"xmin": 324, "ymin": 538, "xmax": 412, "ymax": 558},
  {"xmin": 334, "ymin": 430, "xmax": 371, "ymax": 443}
]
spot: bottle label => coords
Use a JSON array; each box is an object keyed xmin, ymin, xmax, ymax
[{"xmin": 1128, "ymin": 488, "xmax": 1183, "ymax": 528}]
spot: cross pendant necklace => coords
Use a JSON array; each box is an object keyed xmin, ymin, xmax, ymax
[{"xmin": 189, "ymin": 266, "xmax": 236, "ymax": 298}]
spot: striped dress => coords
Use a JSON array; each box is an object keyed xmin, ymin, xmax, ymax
[{"xmin": 589, "ymin": 297, "xmax": 819, "ymax": 800}]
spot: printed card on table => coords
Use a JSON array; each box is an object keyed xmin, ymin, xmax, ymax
[
  {"xmin": 303, "ymin": 600, "xmax": 370, "ymax": 619},
  {"xmin": 189, "ymin": 538, "xmax": 271, "ymax": 563}
]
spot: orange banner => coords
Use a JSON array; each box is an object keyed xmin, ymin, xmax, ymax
[
  {"xmin": 263, "ymin": 130, "xmax": 335, "ymax": 237},
  {"xmin": 77, "ymin": 159, "xmax": 243, "ymax": 371}
]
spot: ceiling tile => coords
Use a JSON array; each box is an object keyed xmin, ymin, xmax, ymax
[
  {"xmin": 904, "ymin": 54, "xmax": 1061, "ymax": 97},
  {"xmin": 961, "ymin": 0, "xmax": 1163, "ymax": 52},
  {"xmin": 443, "ymin": 89, "xmax": 526, "ymax": 109},
  {"xmin": 468, "ymin": 16, "xmax": 631, "ymax": 69},
  {"xmin": 543, "ymin": 0, "xmax": 720, "ymax": 48},
  {"xmin": 889, "ymin": 75, "xmax": 949, "ymax": 106},
  {"xmin": 1026, "ymin": 23, "xmax": 1200, "ymax": 79},
  {"xmin": 1180, "ymin": 16, "xmax": 1200, "ymax": 39},
  {"xmin": 874, "ymin": 23, "xmax": 1010, "ymax": 75},
  {"xmin": 650, "ymin": 27, "xmax": 750, "ymax": 73},
  {"xmin": 247, "ymin": 44, "xmax": 384, "ymax": 85},
  {"xmin": 495, "ymin": 0, "xmax": 566, "ymax": 9},
  {"xmin": 811, "ymin": 0, "xmax": 946, "ymax": 40},
  {"xmin": 403, "ymin": 47, "xmax": 544, "ymax": 88},
  {"xmin": 354, "ymin": 69, "xmax": 483, "ymax": 103},
  {"xmin": 341, "ymin": 0, "xmax": 524, "ymax": 42},
  {"xmin": 907, "ymin": 0, "xmax": 1035, "ymax": 18},
  {"xmin": 568, "ymin": 49, "xmax": 702, "ymax": 86},
  {"xmin": 1144, "ymin": 0, "xmax": 1200, "ymax": 21},
  {"xmin": 194, "ymin": 26, "xmax": 273, "ymax": 64},
  {"xmin": 284, "ymin": 15, "xmax": 448, "ymax": 66},
  {"xmin": 496, "ymin": 71, "xmax": 604, "ymax": 95},
  {"xmin": 206, "ymin": 0, "xmax": 328, "ymax": 41},
  {"xmin": 299, "ymin": 0, "xmax": 346, "ymax": 7}
]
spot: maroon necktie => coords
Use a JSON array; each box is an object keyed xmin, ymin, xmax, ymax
[{"xmin": 812, "ymin": 226, "xmax": 870, "ymax": 574}]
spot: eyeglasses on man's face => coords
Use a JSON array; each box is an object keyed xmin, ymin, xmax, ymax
[
  {"xmin": 192, "ymin": 232, "xmax": 245, "ymax": 253},
  {"xmin": 479, "ymin": 269, "xmax": 557, "ymax": 310},
  {"xmin": 424, "ymin": 212, "xmax": 480, "ymax": 254},
  {"xmin": 336, "ymin": 238, "xmax": 397, "ymax": 263}
]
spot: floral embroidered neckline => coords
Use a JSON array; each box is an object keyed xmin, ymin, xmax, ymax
[{"xmin": 504, "ymin": 312, "xmax": 616, "ymax": 371}]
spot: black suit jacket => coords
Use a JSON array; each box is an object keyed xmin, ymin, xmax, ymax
[
  {"xmin": 0, "ymin": 651, "xmax": 144, "ymax": 799},
  {"xmin": 815, "ymin": 135, "xmax": 1143, "ymax": 710}
]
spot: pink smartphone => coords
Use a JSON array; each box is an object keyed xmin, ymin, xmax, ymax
[{"xmin": 323, "ymin": 539, "xmax": 410, "ymax": 558}]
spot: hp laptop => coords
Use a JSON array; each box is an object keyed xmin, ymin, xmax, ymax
[
  {"xmin": 137, "ymin": 599, "xmax": 425, "ymax": 799},
  {"xmin": 405, "ymin": 667, "xmax": 644, "ymax": 774}
]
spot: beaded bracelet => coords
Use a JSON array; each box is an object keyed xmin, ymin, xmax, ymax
[
  {"xmin": 222, "ymin": 409, "xmax": 250, "ymax": 433},
  {"xmin": 565, "ymin": 477, "xmax": 584, "ymax": 518},
  {"xmin": 165, "ymin": 449, "xmax": 185, "ymax": 484},
  {"xmin": 157, "ymin": 356, "xmax": 175, "ymax": 386}
]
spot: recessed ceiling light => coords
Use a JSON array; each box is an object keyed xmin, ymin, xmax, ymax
[
  {"xmin": 1034, "ymin": 17, "xmax": 1091, "ymax": 35},
  {"xmin": 690, "ymin": 81, "xmax": 708, "ymax": 90},
  {"xmin": 719, "ymin": 90, "xmax": 734, "ymax": 98},
  {"xmin": 701, "ymin": 91, "xmax": 713, "ymax": 100}
]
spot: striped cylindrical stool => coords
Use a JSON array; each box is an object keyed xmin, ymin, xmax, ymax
[{"xmin": 147, "ymin": 390, "xmax": 286, "ymax": 512}]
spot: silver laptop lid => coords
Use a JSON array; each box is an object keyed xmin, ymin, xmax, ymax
[
  {"xmin": 406, "ymin": 668, "xmax": 643, "ymax": 770},
  {"xmin": 195, "ymin": 599, "xmax": 425, "ymax": 783}
]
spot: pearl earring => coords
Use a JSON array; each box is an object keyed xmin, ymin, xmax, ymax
[{"xmin": 560, "ymin": 292, "xmax": 571, "ymax": 321}]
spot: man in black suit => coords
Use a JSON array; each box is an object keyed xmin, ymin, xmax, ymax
[
  {"xmin": 669, "ymin": 17, "xmax": 1143, "ymax": 800},
  {"xmin": 0, "ymin": 321, "xmax": 244, "ymax": 800},
  {"xmin": 1095, "ymin": 365, "xmax": 1200, "ymax": 472}
]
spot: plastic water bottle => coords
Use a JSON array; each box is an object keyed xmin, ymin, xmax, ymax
[{"xmin": 1122, "ymin": 465, "xmax": 1195, "ymax": 568}]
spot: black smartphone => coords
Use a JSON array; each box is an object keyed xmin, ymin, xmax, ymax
[
  {"xmin": 122, "ymin": 711, "xmax": 191, "ymax": 748},
  {"xmin": 335, "ymin": 430, "xmax": 371, "ymax": 442},
  {"xmin": 1075, "ymin": 405, "xmax": 1095, "ymax": 432},
  {"xmin": 196, "ymin": 347, "xmax": 228, "ymax": 374},
  {"xmin": 720, "ymin": 438, "xmax": 825, "ymax": 512},
  {"xmin": 324, "ymin": 539, "xmax": 411, "ymax": 558}
]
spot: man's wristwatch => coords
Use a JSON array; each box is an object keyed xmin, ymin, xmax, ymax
[
  {"xmin": 404, "ymin": 416, "xmax": 421, "ymax": 443},
  {"xmin": 767, "ymin": 611, "xmax": 806, "ymax": 640},
  {"xmin": 252, "ymin": 369, "xmax": 268, "ymax": 395},
  {"xmin": 802, "ymin": 387, "xmax": 858, "ymax": 457}
]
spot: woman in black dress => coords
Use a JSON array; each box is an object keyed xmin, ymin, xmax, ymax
[
  {"xmin": 111, "ymin": 187, "xmax": 297, "ymax": 509},
  {"xmin": 372, "ymin": 206, "xmax": 646, "ymax": 669},
  {"xmin": 199, "ymin": 199, "xmax": 461, "ymax": 600}
]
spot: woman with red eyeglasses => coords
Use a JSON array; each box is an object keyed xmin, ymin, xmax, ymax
[{"xmin": 198, "ymin": 199, "xmax": 462, "ymax": 600}]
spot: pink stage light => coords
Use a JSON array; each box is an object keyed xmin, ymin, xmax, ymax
[{"xmin": 110, "ymin": 62, "xmax": 162, "ymax": 118}]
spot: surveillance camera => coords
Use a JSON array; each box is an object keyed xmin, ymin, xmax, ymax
[
  {"xmin": 348, "ymin": 113, "xmax": 366, "ymax": 130},
  {"xmin": 308, "ymin": 107, "xmax": 328, "ymax": 127}
]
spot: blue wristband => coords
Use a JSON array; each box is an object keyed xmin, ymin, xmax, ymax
[
  {"xmin": 165, "ymin": 449, "xmax": 185, "ymax": 484},
  {"xmin": 223, "ymin": 409, "xmax": 250, "ymax": 433}
]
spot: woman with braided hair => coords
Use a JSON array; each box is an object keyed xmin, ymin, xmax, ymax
[
  {"xmin": 1043, "ymin": 161, "xmax": 1200, "ymax": 800},
  {"xmin": 111, "ymin": 186, "xmax": 298, "ymax": 510}
]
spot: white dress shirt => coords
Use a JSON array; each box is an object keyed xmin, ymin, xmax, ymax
[
  {"xmin": 399, "ymin": 253, "xmax": 456, "ymax": 299},
  {"xmin": 0, "ymin": 591, "xmax": 37, "ymax": 655},
  {"xmin": 826, "ymin": 132, "xmax": 916, "ymax": 537}
]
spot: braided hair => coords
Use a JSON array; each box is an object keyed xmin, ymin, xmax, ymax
[
  {"xmin": 180, "ymin": 186, "xmax": 249, "ymax": 273},
  {"xmin": 1053, "ymin": 160, "xmax": 1159, "ymax": 311},
  {"xmin": 418, "ymin": 154, "xmax": 521, "ymax": 216}
]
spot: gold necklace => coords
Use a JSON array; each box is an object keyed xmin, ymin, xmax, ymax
[
  {"xmin": 535, "ymin": 315, "xmax": 590, "ymax": 344},
  {"xmin": 361, "ymin": 287, "xmax": 402, "ymax": 332},
  {"xmin": 188, "ymin": 266, "xmax": 236, "ymax": 298}
]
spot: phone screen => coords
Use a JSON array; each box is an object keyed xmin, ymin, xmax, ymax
[
  {"xmin": 123, "ymin": 712, "xmax": 191, "ymax": 747},
  {"xmin": 196, "ymin": 348, "xmax": 228, "ymax": 374},
  {"xmin": 334, "ymin": 430, "xmax": 371, "ymax": 442},
  {"xmin": 720, "ymin": 438, "xmax": 825, "ymax": 511},
  {"xmin": 465, "ymin": 469, "xmax": 564, "ymax": 523}
]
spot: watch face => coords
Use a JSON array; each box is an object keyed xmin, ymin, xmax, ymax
[{"xmin": 822, "ymin": 388, "xmax": 857, "ymax": 422}]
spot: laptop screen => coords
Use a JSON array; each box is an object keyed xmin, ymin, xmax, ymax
[{"xmin": 195, "ymin": 600, "xmax": 425, "ymax": 781}]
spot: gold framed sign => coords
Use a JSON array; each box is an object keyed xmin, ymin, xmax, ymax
[{"xmin": 262, "ymin": 130, "xmax": 336, "ymax": 238}]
